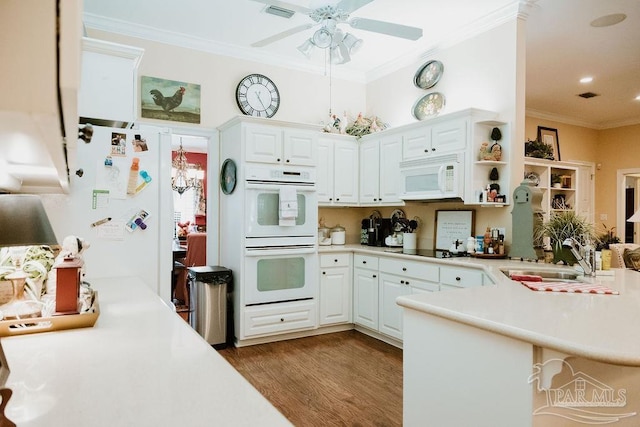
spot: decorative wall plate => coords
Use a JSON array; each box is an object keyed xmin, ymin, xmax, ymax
[
  {"xmin": 413, "ymin": 60, "xmax": 444, "ymax": 89},
  {"xmin": 412, "ymin": 92, "xmax": 445, "ymax": 121},
  {"xmin": 220, "ymin": 158, "xmax": 237, "ymax": 195}
]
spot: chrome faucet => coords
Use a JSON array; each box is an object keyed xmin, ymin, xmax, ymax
[{"xmin": 562, "ymin": 237, "xmax": 595, "ymax": 277}]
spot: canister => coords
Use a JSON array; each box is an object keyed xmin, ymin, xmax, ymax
[
  {"xmin": 318, "ymin": 226, "xmax": 331, "ymax": 246},
  {"xmin": 330, "ymin": 225, "xmax": 346, "ymax": 245}
]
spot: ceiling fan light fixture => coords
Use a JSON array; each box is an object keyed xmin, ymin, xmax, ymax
[
  {"xmin": 342, "ymin": 32, "xmax": 363, "ymax": 54},
  {"xmin": 312, "ymin": 28, "xmax": 333, "ymax": 48},
  {"xmin": 297, "ymin": 39, "xmax": 315, "ymax": 58},
  {"xmin": 330, "ymin": 45, "xmax": 347, "ymax": 64}
]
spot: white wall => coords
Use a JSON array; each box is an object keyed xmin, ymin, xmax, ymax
[{"xmin": 366, "ymin": 20, "xmax": 524, "ymax": 247}]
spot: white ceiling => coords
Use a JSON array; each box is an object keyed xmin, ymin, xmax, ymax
[{"xmin": 82, "ymin": 0, "xmax": 640, "ymax": 129}]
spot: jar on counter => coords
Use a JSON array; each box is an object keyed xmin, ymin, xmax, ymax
[
  {"xmin": 318, "ymin": 226, "xmax": 331, "ymax": 246},
  {"xmin": 330, "ymin": 225, "xmax": 346, "ymax": 245}
]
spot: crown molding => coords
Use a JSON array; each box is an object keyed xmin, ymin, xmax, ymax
[
  {"xmin": 83, "ymin": 13, "xmax": 366, "ymax": 83},
  {"xmin": 526, "ymin": 108, "xmax": 640, "ymax": 130}
]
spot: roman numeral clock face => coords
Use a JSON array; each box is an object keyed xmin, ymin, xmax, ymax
[{"xmin": 235, "ymin": 74, "xmax": 280, "ymax": 118}]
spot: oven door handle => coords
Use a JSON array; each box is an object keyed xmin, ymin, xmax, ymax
[
  {"xmin": 245, "ymin": 182, "xmax": 316, "ymax": 192},
  {"xmin": 245, "ymin": 246, "xmax": 316, "ymax": 256}
]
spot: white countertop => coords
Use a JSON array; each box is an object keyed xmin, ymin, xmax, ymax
[
  {"xmin": 1, "ymin": 277, "xmax": 291, "ymax": 427},
  {"xmin": 323, "ymin": 244, "xmax": 640, "ymax": 367}
]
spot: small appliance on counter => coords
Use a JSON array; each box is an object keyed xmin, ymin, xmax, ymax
[{"xmin": 364, "ymin": 218, "xmax": 393, "ymax": 247}]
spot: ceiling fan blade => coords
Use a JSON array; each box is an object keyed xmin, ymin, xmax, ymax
[
  {"xmin": 251, "ymin": 24, "xmax": 314, "ymax": 47},
  {"xmin": 349, "ymin": 18, "xmax": 423, "ymax": 40},
  {"xmin": 248, "ymin": 0, "xmax": 313, "ymax": 15},
  {"xmin": 335, "ymin": 0, "xmax": 373, "ymax": 14}
]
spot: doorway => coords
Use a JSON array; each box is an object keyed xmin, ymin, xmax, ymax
[{"xmin": 616, "ymin": 169, "xmax": 640, "ymax": 244}]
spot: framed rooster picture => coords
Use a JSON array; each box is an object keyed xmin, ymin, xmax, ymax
[{"xmin": 141, "ymin": 76, "xmax": 201, "ymax": 124}]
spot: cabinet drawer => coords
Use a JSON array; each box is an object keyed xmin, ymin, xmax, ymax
[
  {"xmin": 440, "ymin": 266, "xmax": 483, "ymax": 288},
  {"xmin": 354, "ymin": 254, "xmax": 379, "ymax": 270},
  {"xmin": 379, "ymin": 258, "xmax": 439, "ymax": 282},
  {"xmin": 320, "ymin": 253, "xmax": 350, "ymax": 268},
  {"xmin": 243, "ymin": 300, "xmax": 317, "ymax": 337}
]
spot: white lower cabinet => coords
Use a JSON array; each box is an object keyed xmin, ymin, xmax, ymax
[
  {"xmin": 319, "ymin": 253, "xmax": 351, "ymax": 326},
  {"xmin": 243, "ymin": 300, "xmax": 317, "ymax": 338},
  {"xmin": 439, "ymin": 265, "xmax": 485, "ymax": 290},
  {"xmin": 378, "ymin": 258, "xmax": 439, "ymax": 340},
  {"xmin": 353, "ymin": 254, "xmax": 379, "ymax": 330}
]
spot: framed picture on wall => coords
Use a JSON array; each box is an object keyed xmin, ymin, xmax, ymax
[
  {"xmin": 141, "ymin": 76, "xmax": 201, "ymax": 124},
  {"xmin": 537, "ymin": 126, "xmax": 561, "ymax": 161}
]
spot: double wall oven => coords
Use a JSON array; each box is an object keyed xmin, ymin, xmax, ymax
[{"xmin": 243, "ymin": 165, "xmax": 318, "ymax": 306}]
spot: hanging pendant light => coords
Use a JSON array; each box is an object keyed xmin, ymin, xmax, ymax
[{"xmin": 171, "ymin": 138, "xmax": 194, "ymax": 195}]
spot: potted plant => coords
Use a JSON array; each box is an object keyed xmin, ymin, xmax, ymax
[
  {"xmin": 524, "ymin": 139, "xmax": 555, "ymax": 160},
  {"xmin": 551, "ymin": 174, "xmax": 562, "ymax": 188},
  {"xmin": 535, "ymin": 210, "xmax": 595, "ymax": 265},
  {"xmin": 595, "ymin": 224, "xmax": 620, "ymax": 270}
]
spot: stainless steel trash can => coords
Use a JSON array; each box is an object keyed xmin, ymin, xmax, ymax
[{"xmin": 188, "ymin": 266, "xmax": 232, "ymax": 348}]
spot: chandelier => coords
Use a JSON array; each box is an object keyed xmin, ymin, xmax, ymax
[
  {"xmin": 297, "ymin": 18, "xmax": 363, "ymax": 64},
  {"xmin": 171, "ymin": 138, "xmax": 194, "ymax": 195}
]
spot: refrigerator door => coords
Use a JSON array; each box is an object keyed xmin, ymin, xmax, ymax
[{"xmin": 41, "ymin": 125, "xmax": 173, "ymax": 299}]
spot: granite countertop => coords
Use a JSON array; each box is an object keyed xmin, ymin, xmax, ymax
[
  {"xmin": 1, "ymin": 277, "xmax": 291, "ymax": 427},
  {"xmin": 322, "ymin": 244, "xmax": 640, "ymax": 366}
]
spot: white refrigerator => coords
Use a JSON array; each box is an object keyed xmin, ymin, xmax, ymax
[{"xmin": 42, "ymin": 125, "xmax": 174, "ymax": 302}]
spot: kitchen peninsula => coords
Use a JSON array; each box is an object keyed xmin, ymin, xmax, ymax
[
  {"xmin": 397, "ymin": 262, "xmax": 640, "ymax": 426},
  {"xmin": 1, "ymin": 277, "xmax": 291, "ymax": 426}
]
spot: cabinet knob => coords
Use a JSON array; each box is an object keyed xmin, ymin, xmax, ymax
[
  {"xmin": 432, "ymin": 148, "xmax": 436, "ymax": 151},
  {"xmin": 373, "ymin": 198, "xmax": 377, "ymax": 201},
  {"xmin": 373, "ymin": 274, "xmax": 377, "ymax": 278},
  {"xmin": 329, "ymin": 198, "xmax": 333, "ymax": 201},
  {"xmin": 363, "ymin": 261, "xmax": 367, "ymax": 264},
  {"xmin": 322, "ymin": 271, "xmax": 326, "ymax": 275},
  {"xmin": 286, "ymin": 159, "xmax": 290, "ymax": 163},
  {"xmin": 406, "ymin": 281, "xmax": 410, "ymax": 285},
  {"xmin": 402, "ymin": 267, "xmax": 407, "ymax": 271},
  {"xmin": 336, "ymin": 198, "xmax": 340, "ymax": 201},
  {"xmin": 400, "ymin": 280, "xmax": 405, "ymax": 284},
  {"xmin": 280, "ymin": 318, "xmax": 284, "ymax": 322},
  {"xmin": 276, "ymin": 158, "xmax": 281, "ymax": 162},
  {"xmin": 334, "ymin": 259, "xmax": 338, "ymax": 263},
  {"xmin": 455, "ymin": 276, "xmax": 461, "ymax": 281}
]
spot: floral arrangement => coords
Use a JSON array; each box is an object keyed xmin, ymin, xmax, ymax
[
  {"xmin": 525, "ymin": 138, "xmax": 554, "ymax": 160},
  {"xmin": 322, "ymin": 112, "xmax": 388, "ymax": 138},
  {"xmin": 0, "ymin": 245, "xmax": 55, "ymax": 298},
  {"xmin": 345, "ymin": 113, "xmax": 388, "ymax": 138},
  {"xmin": 595, "ymin": 224, "xmax": 621, "ymax": 250}
]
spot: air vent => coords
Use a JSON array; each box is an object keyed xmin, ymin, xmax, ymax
[
  {"xmin": 265, "ymin": 5, "xmax": 295, "ymax": 18},
  {"xmin": 578, "ymin": 92, "xmax": 600, "ymax": 99}
]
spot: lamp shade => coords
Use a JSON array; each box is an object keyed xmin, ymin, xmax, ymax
[
  {"xmin": 0, "ymin": 195, "xmax": 58, "ymax": 247},
  {"xmin": 628, "ymin": 208, "xmax": 640, "ymax": 223}
]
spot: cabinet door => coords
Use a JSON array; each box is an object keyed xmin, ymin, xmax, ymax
[
  {"xmin": 319, "ymin": 266, "xmax": 351, "ymax": 325},
  {"xmin": 403, "ymin": 127, "xmax": 432, "ymax": 160},
  {"xmin": 378, "ymin": 273, "xmax": 411, "ymax": 340},
  {"xmin": 333, "ymin": 139, "xmax": 359, "ymax": 204},
  {"xmin": 283, "ymin": 129, "xmax": 316, "ymax": 166},
  {"xmin": 245, "ymin": 125, "xmax": 283, "ymax": 164},
  {"xmin": 359, "ymin": 139, "xmax": 380, "ymax": 204},
  {"xmin": 379, "ymin": 134, "xmax": 404, "ymax": 204},
  {"xmin": 316, "ymin": 138, "xmax": 334, "ymax": 204},
  {"xmin": 353, "ymin": 267, "xmax": 378, "ymax": 330},
  {"xmin": 431, "ymin": 119, "xmax": 467, "ymax": 153}
]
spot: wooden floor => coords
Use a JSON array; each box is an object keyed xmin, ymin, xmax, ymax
[{"xmin": 218, "ymin": 330, "xmax": 403, "ymax": 426}]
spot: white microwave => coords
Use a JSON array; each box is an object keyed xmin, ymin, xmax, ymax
[{"xmin": 399, "ymin": 153, "xmax": 465, "ymax": 201}]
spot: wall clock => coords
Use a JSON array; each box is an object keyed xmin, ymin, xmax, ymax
[
  {"xmin": 235, "ymin": 74, "xmax": 280, "ymax": 118},
  {"xmin": 414, "ymin": 60, "xmax": 444, "ymax": 89},
  {"xmin": 411, "ymin": 92, "xmax": 445, "ymax": 121},
  {"xmin": 220, "ymin": 158, "xmax": 237, "ymax": 195}
]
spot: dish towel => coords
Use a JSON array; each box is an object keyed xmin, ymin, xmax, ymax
[
  {"xmin": 520, "ymin": 281, "xmax": 619, "ymax": 295},
  {"xmin": 279, "ymin": 186, "xmax": 298, "ymax": 226}
]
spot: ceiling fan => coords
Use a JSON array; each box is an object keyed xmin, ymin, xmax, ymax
[{"xmin": 250, "ymin": 0, "xmax": 423, "ymax": 63}]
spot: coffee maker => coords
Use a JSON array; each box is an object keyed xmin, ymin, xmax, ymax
[{"xmin": 364, "ymin": 218, "xmax": 392, "ymax": 246}]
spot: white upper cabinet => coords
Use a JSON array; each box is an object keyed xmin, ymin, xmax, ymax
[
  {"xmin": 79, "ymin": 38, "xmax": 144, "ymax": 124},
  {"xmin": 244, "ymin": 124, "xmax": 316, "ymax": 166},
  {"xmin": 317, "ymin": 134, "xmax": 358, "ymax": 205},
  {"xmin": 0, "ymin": 0, "xmax": 82, "ymax": 193},
  {"xmin": 359, "ymin": 133, "xmax": 403, "ymax": 205}
]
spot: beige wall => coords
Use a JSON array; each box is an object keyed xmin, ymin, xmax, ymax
[
  {"xmin": 525, "ymin": 116, "xmax": 640, "ymax": 235},
  {"xmin": 88, "ymin": 29, "xmax": 367, "ymax": 129}
]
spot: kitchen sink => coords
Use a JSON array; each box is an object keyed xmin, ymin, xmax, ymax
[{"xmin": 500, "ymin": 268, "xmax": 581, "ymax": 282}]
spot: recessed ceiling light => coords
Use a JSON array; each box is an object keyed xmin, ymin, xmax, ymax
[
  {"xmin": 635, "ymin": 95, "xmax": 640, "ymax": 101},
  {"xmin": 590, "ymin": 13, "xmax": 627, "ymax": 27},
  {"xmin": 580, "ymin": 77, "xmax": 593, "ymax": 84}
]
